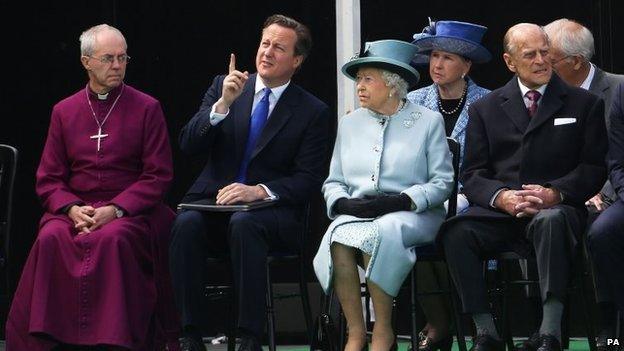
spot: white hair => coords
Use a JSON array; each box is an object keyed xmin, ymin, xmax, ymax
[
  {"xmin": 79, "ymin": 24, "xmax": 126, "ymax": 56},
  {"xmin": 503, "ymin": 23, "xmax": 549, "ymax": 55},
  {"xmin": 543, "ymin": 18, "xmax": 594, "ymax": 61},
  {"xmin": 380, "ymin": 69, "xmax": 408, "ymax": 100}
]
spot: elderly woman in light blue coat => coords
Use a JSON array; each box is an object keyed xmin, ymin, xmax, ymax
[
  {"xmin": 406, "ymin": 19, "xmax": 492, "ymax": 351},
  {"xmin": 313, "ymin": 40, "xmax": 453, "ymax": 351}
]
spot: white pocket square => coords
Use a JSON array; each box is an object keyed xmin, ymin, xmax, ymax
[{"xmin": 554, "ymin": 118, "xmax": 576, "ymax": 126}]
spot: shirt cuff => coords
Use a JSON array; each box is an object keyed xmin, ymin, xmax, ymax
[
  {"xmin": 258, "ymin": 184, "xmax": 278, "ymax": 200},
  {"xmin": 210, "ymin": 104, "xmax": 229, "ymax": 125},
  {"xmin": 490, "ymin": 188, "xmax": 508, "ymax": 208},
  {"xmin": 61, "ymin": 201, "xmax": 84, "ymax": 214}
]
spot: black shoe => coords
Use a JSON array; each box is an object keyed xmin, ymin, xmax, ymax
[
  {"xmin": 238, "ymin": 335, "xmax": 262, "ymax": 351},
  {"xmin": 180, "ymin": 336, "xmax": 207, "ymax": 351},
  {"xmin": 536, "ymin": 334, "xmax": 561, "ymax": 351},
  {"xmin": 417, "ymin": 332, "xmax": 453, "ymax": 351},
  {"xmin": 596, "ymin": 327, "xmax": 616, "ymax": 351},
  {"xmin": 514, "ymin": 332, "xmax": 541, "ymax": 351},
  {"xmin": 470, "ymin": 334, "xmax": 505, "ymax": 351}
]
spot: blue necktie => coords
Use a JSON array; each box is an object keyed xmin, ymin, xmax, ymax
[{"xmin": 236, "ymin": 88, "xmax": 271, "ymax": 183}]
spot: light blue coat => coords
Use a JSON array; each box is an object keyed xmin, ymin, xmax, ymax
[
  {"xmin": 407, "ymin": 78, "xmax": 490, "ymax": 170},
  {"xmin": 313, "ymin": 101, "xmax": 454, "ymax": 296}
]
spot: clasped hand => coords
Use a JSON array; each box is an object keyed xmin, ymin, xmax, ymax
[
  {"xmin": 495, "ymin": 184, "xmax": 561, "ymax": 218},
  {"xmin": 67, "ymin": 205, "xmax": 117, "ymax": 235},
  {"xmin": 334, "ymin": 194, "xmax": 412, "ymax": 218}
]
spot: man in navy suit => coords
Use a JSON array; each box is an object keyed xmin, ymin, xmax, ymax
[
  {"xmin": 170, "ymin": 14, "xmax": 330, "ymax": 351},
  {"xmin": 587, "ymin": 82, "xmax": 624, "ymax": 349},
  {"xmin": 440, "ymin": 23, "xmax": 607, "ymax": 351}
]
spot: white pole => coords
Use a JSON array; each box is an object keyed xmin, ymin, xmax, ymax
[{"xmin": 336, "ymin": 0, "xmax": 361, "ymax": 119}]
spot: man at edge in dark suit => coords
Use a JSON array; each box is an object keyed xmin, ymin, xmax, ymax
[
  {"xmin": 440, "ymin": 23, "xmax": 607, "ymax": 351},
  {"xmin": 169, "ymin": 14, "xmax": 330, "ymax": 351},
  {"xmin": 587, "ymin": 81, "xmax": 624, "ymax": 350}
]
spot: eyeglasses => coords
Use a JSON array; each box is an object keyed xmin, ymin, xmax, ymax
[
  {"xmin": 85, "ymin": 54, "xmax": 131, "ymax": 65},
  {"xmin": 550, "ymin": 55, "xmax": 571, "ymax": 65}
]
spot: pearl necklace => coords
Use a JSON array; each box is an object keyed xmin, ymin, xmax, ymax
[{"xmin": 437, "ymin": 82, "xmax": 467, "ymax": 115}]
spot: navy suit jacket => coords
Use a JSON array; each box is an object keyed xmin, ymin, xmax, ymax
[
  {"xmin": 180, "ymin": 73, "xmax": 331, "ymax": 208},
  {"xmin": 607, "ymin": 82, "xmax": 624, "ymax": 202},
  {"xmin": 458, "ymin": 73, "xmax": 608, "ymax": 220}
]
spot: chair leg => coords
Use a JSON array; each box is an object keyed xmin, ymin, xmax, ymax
[
  {"xmin": 448, "ymin": 271, "xmax": 467, "ymax": 351},
  {"xmin": 578, "ymin": 266, "xmax": 597, "ymax": 351},
  {"xmin": 562, "ymin": 295, "xmax": 570, "ymax": 350},
  {"xmin": 299, "ymin": 259, "xmax": 314, "ymax": 345},
  {"xmin": 410, "ymin": 269, "xmax": 419, "ymax": 351},
  {"xmin": 363, "ymin": 282, "xmax": 371, "ymax": 331},
  {"xmin": 227, "ymin": 286, "xmax": 237, "ymax": 351},
  {"xmin": 500, "ymin": 260, "xmax": 514, "ymax": 351},
  {"xmin": 266, "ymin": 264, "xmax": 277, "ymax": 351}
]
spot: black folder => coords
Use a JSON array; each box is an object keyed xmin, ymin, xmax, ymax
[{"xmin": 177, "ymin": 198, "xmax": 276, "ymax": 212}]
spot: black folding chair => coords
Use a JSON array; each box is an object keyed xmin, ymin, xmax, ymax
[
  {"xmin": 199, "ymin": 204, "xmax": 314, "ymax": 351},
  {"xmin": 409, "ymin": 137, "xmax": 467, "ymax": 351},
  {"xmin": 491, "ymin": 244, "xmax": 597, "ymax": 351}
]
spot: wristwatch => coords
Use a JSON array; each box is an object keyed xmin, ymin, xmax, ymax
[{"xmin": 113, "ymin": 206, "xmax": 124, "ymax": 218}]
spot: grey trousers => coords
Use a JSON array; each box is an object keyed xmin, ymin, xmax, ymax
[{"xmin": 442, "ymin": 206, "xmax": 581, "ymax": 313}]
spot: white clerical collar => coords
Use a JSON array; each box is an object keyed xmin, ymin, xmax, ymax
[
  {"xmin": 580, "ymin": 63, "xmax": 596, "ymax": 91},
  {"xmin": 517, "ymin": 77, "xmax": 547, "ymax": 97},
  {"xmin": 255, "ymin": 77, "xmax": 290, "ymax": 100},
  {"xmin": 97, "ymin": 92, "xmax": 109, "ymax": 100}
]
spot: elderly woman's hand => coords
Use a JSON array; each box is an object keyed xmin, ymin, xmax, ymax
[{"xmin": 334, "ymin": 194, "xmax": 412, "ymax": 218}]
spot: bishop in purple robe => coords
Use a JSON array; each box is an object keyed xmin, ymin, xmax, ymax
[{"xmin": 6, "ymin": 24, "xmax": 180, "ymax": 350}]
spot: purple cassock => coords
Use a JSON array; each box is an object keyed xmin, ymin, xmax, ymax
[{"xmin": 6, "ymin": 83, "xmax": 180, "ymax": 350}]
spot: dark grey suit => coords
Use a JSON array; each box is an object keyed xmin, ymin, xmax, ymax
[
  {"xmin": 589, "ymin": 67, "xmax": 624, "ymax": 131},
  {"xmin": 441, "ymin": 74, "xmax": 607, "ymax": 313}
]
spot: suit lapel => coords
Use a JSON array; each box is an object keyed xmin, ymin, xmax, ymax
[
  {"xmin": 588, "ymin": 68, "xmax": 608, "ymax": 95},
  {"xmin": 500, "ymin": 77, "xmax": 530, "ymax": 133},
  {"xmin": 234, "ymin": 74, "xmax": 256, "ymax": 162},
  {"xmin": 251, "ymin": 83, "xmax": 298, "ymax": 159},
  {"xmin": 525, "ymin": 74, "xmax": 565, "ymax": 135}
]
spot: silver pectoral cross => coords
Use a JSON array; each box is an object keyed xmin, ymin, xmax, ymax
[{"xmin": 90, "ymin": 127, "xmax": 108, "ymax": 152}]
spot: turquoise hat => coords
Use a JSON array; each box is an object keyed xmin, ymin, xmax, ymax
[{"xmin": 342, "ymin": 39, "xmax": 420, "ymax": 88}]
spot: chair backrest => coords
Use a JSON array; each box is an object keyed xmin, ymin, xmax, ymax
[
  {"xmin": 0, "ymin": 144, "xmax": 18, "ymax": 291},
  {"xmin": 446, "ymin": 138, "xmax": 460, "ymax": 219}
]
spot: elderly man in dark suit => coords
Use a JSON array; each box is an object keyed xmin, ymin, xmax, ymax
[
  {"xmin": 441, "ymin": 23, "xmax": 607, "ymax": 351},
  {"xmin": 544, "ymin": 18, "xmax": 624, "ymax": 213},
  {"xmin": 587, "ymin": 82, "xmax": 624, "ymax": 349},
  {"xmin": 169, "ymin": 14, "xmax": 330, "ymax": 351}
]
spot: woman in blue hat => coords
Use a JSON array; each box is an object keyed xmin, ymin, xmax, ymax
[
  {"xmin": 313, "ymin": 39, "xmax": 454, "ymax": 351},
  {"xmin": 406, "ymin": 19, "xmax": 492, "ymax": 351}
]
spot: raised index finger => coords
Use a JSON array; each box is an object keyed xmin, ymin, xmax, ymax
[{"xmin": 228, "ymin": 53, "xmax": 236, "ymax": 74}]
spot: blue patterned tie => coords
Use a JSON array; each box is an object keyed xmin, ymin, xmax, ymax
[{"xmin": 236, "ymin": 88, "xmax": 272, "ymax": 183}]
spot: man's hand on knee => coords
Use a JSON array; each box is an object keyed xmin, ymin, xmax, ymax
[{"xmin": 216, "ymin": 183, "xmax": 267, "ymax": 205}]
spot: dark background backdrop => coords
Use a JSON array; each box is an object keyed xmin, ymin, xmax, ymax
[{"xmin": 1, "ymin": 0, "xmax": 622, "ymax": 340}]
